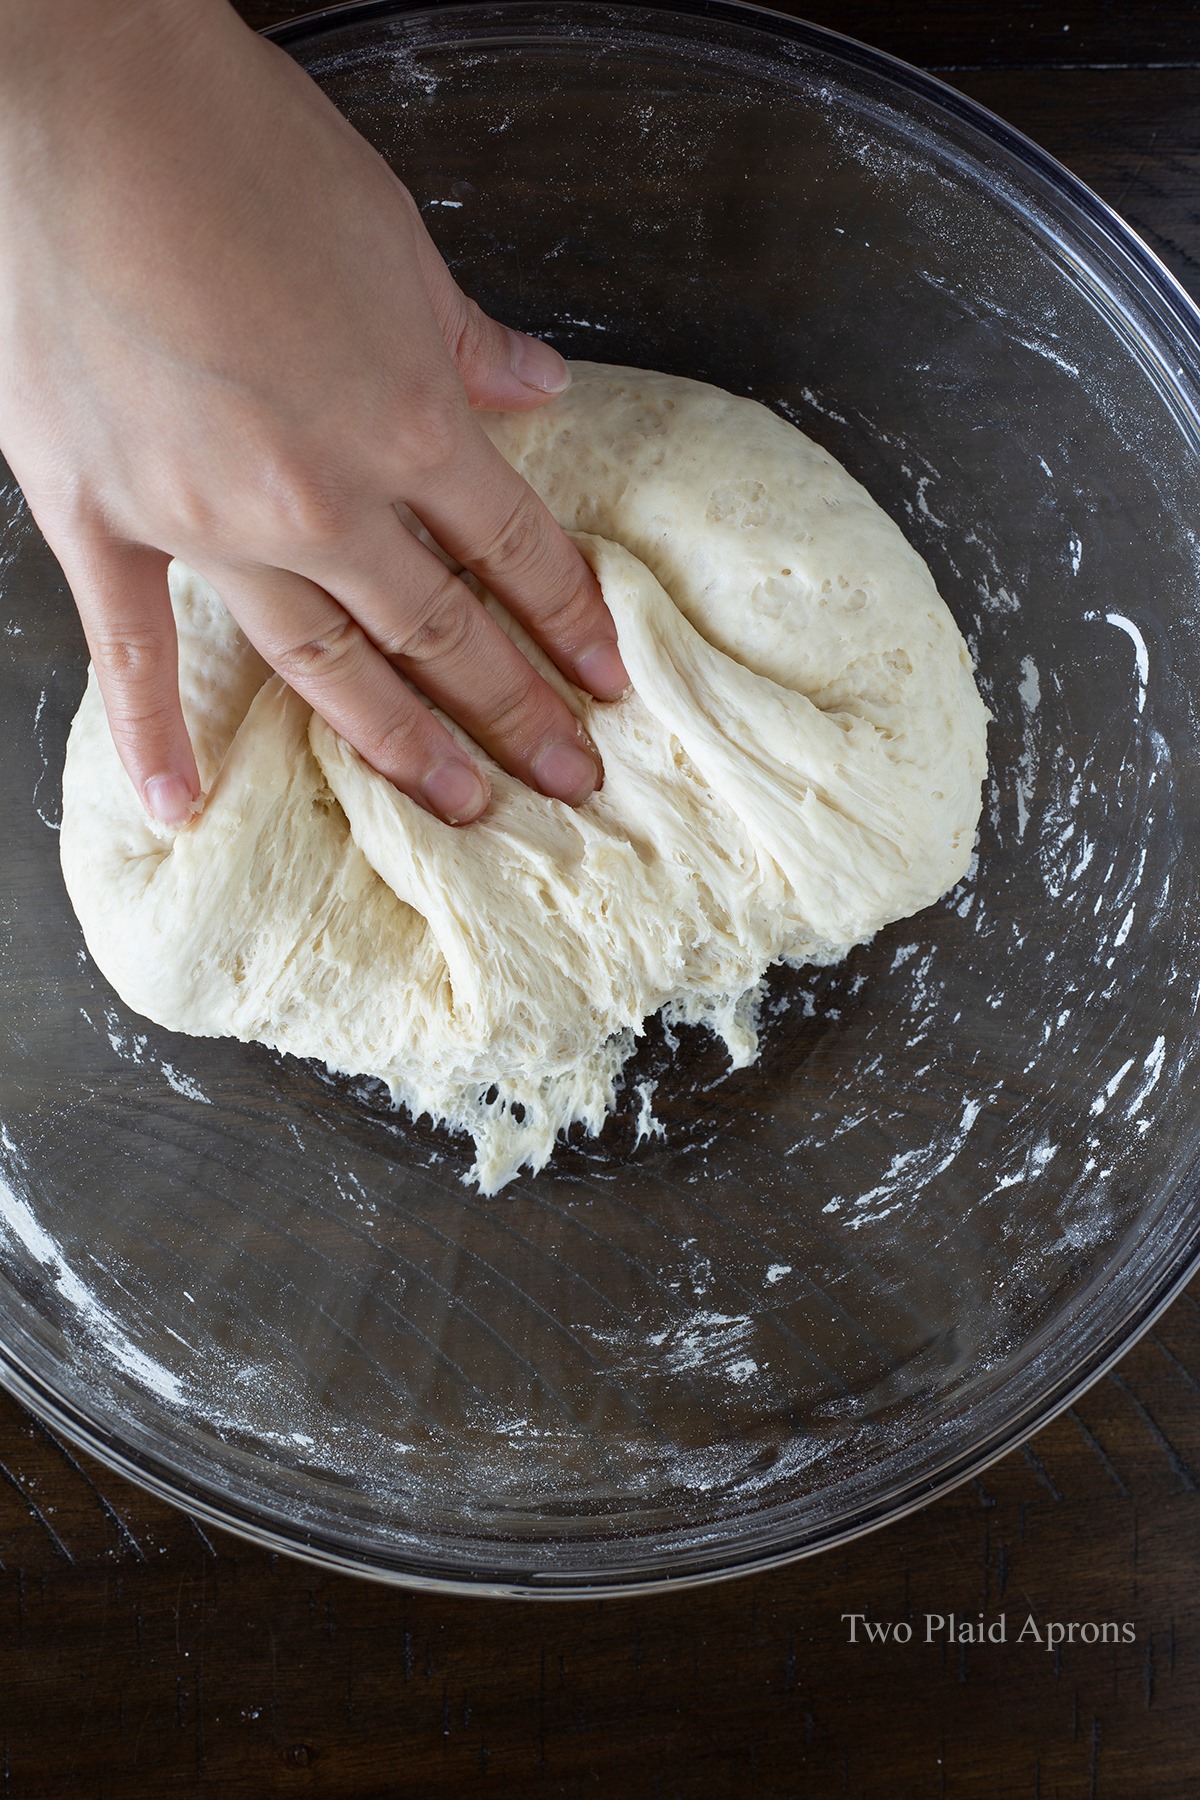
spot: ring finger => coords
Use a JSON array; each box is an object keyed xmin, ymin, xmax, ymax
[
  {"xmin": 289, "ymin": 507, "xmax": 603, "ymax": 805},
  {"xmin": 197, "ymin": 558, "xmax": 492, "ymax": 825}
]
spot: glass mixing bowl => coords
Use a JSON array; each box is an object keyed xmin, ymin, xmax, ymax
[{"xmin": 2, "ymin": 0, "xmax": 1200, "ymax": 1595}]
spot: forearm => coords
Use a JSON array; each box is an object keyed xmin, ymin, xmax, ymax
[
  {"xmin": 0, "ymin": 0, "xmax": 284, "ymax": 365},
  {"xmin": 0, "ymin": 0, "xmax": 220, "ymax": 89},
  {"xmin": 0, "ymin": 0, "xmax": 241, "ymax": 208}
]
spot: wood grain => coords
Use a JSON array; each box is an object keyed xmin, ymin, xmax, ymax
[{"xmin": 2, "ymin": 4, "xmax": 1199, "ymax": 1796}]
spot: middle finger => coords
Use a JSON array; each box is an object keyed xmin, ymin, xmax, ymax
[
  {"xmin": 404, "ymin": 414, "xmax": 630, "ymax": 704},
  {"xmin": 297, "ymin": 507, "xmax": 603, "ymax": 805}
]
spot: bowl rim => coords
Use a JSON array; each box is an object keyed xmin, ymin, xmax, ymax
[{"xmin": 5, "ymin": 0, "xmax": 1200, "ymax": 1598}]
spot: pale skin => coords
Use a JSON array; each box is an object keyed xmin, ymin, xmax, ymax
[{"xmin": 0, "ymin": 0, "xmax": 629, "ymax": 828}]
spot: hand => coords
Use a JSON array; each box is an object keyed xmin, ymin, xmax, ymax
[{"xmin": 0, "ymin": 0, "xmax": 628, "ymax": 827}]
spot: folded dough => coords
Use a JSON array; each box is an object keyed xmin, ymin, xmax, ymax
[{"xmin": 60, "ymin": 363, "xmax": 988, "ymax": 1191}]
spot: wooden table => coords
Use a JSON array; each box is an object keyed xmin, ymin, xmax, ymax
[{"xmin": 4, "ymin": 3, "xmax": 1200, "ymax": 1793}]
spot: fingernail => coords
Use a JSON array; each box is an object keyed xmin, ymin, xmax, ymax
[
  {"xmin": 509, "ymin": 330, "xmax": 571, "ymax": 395},
  {"xmin": 575, "ymin": 640, "xmax": 631, "ymax": 701},
  {"xmin": 422, "ymin": 759, "xmax": 489, "ymax": 824},
  {"xmin": 532, "ymin": 738, "xmax": 599, "ymax": 805},
  {"xmin": 144, "ymin": 774, "xmax": 198, "ymax": 829}
]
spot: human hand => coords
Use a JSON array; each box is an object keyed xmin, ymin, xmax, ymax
[{"xmin": 0, "ymin": 0, "xmax": 628, "ymax": 828}]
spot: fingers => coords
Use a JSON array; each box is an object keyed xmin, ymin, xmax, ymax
[
  {"xmin": 54, "ymin": 513, "xmax": 610, "ymax": 831},
  {"xmin": 406, "ymin": 421, "xmax": 630, "ymax": 703},
  {"xmin": 61, "ymin": 537, "xmax": 201, "ymax": 829},
  {"xmin": 199, "ymin": 559, "xmax": 492, "ymax": 824},
  {"xmin": 292, "ymin": 512, "xmax": 604, "ymax": 805}
]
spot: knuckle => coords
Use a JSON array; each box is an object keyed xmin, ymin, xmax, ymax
[
  {"xmin": 359, "ymin": 708, "xmax": 428, "ymax": 774},
  {"xmin": 526, "ymin": 571, "xmax": 597, "ymax": 644},
  {"xmin": 105, "ymin": 693, "xmax": 180, "ymax": 740},
  {"xmin": 450, "ymin": 299, "xmax": 491, "ymax": 375},
  {"xmin": 477, "ymin": 660, "xmax": 553, "ymax": 747},
  {"xmin": 475, "ymin": 495, "xmax": 545, "ymax": 579},
  {"xmin": 88, "ymin": 627, "xmax": 166, "ymax": 688},
  {"xmin": 388, "ymin": 580, "xmax": 480, "ymax": 666},
  {"xmin": 253, "ymin": 470, "xmax": 350, "ymax": 556},
  {"xmin": 89, "ymin": 634, "xmax": 180, "ymax": 742},
  {"xmin": 28, "ymin": 487, "xmax": 92, "ymax": 546},
  {"xmin": 142, "ymin": 481, "xmax": 219, "ymax": 547},
  {"xmin": 272, "ymin": 612, "xmax": 366, "ymax": 684}
]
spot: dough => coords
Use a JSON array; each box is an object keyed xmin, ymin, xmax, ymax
[{"xmin": 59, "ymin": 364, "xmax": 988, "ymax": 1191}]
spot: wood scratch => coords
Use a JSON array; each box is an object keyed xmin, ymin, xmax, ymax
[
  {"xmin": 0, "ymin": 1458, "xmax": 73, "ymax": 1564},
  {"xmin": 1109, "ymin": 1373, "xmax": 1199, "ymax": 1490},
  {"xmin": 28, "ymin": 1416, "xmax": 147, "ymax": 1561},
  {"xmin": 185, "ymin": 1514, "xmax": 217, "ymax": 1559},
  {"xmin": 1108, "ymin": 121, "xmax": 1165, "ymax": 213},
  {"xmin": 1066, "ymin": 1408, "xmax": 1130, "ymax": 1496},
  {"xmin": 1021, "ymin": 1444, "xmax": 1063, "ymax": 1501},
  {"xmin": 1148, "ymin": 1330, "xmax": 1200, "ymax": 1398}
]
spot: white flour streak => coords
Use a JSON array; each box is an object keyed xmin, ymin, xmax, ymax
[
  {"xmin": 825, "ymin": 1092, "xmax": 990, "ymax": 1229},
  {"xmin": 647, "ymin": 1309, "xmax": 755, "ymax": 1380},
  {"xmin": 976, "ymin": 574, "xmax": 1021, "ymax": 615},
  {"xmin": 1014, "ymin": 673, "xmax": 1039, "ymax": 843},
  {"xmin": 1071, "ymin": 839, "xmax": 1095, "ymax": 880},
  {"xmin": 0, "ymin": 1129, "xmax": 185, "ymax": 1406},
  {"xmin": 1089, "ymin": 611, "xmax": 1149, "ymax": 713},
  {"xmin": 31, "ymin": 689, "xmax": 61, "ymax": 833},
  {"xmin": 1090, "ymin": 1057, "xmax": 1135, "ymax": 1117},
  {"xmin": 161, "ymin": 1064, "xmax": 212, "ymax": 1105},
  {"xmin": 1029, "ymin": 1137, "xmax": 1058, "ymax": 1175},
  {"xmin": 105, "ymin": 1015, "xmax": 147, "ymax": 1062},
  {"xmin": 1010, "ymin": 333, "xmax": 1081, "ymax": 377},
  {"xmin": 797, "ymin": 387, "xmax": 849, "ymax": 426},
  {"xmin": 1126, "ymin": 1035, "xmax": 1167, "ymax": 1118},
  {"xmin": 1018, "ymin": 656, "xmax": 1041, "ymax": 713},
  {"xmin": 915, "ymin": 476, "xmax": 947, "ymax": 528}
]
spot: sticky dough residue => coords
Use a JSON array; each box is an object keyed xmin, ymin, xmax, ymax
[{"xmin": 59, "ymin": 364, "xmax": 988, "ymax": 1190}]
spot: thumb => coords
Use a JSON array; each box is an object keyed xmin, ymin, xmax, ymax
[
  {"xmin": 406, "ymin": 190, "xmax": 570, "ymax": 408},
  {"xmin": 433, "ymin": 279, "xmax": 571, "ymax": 411}
]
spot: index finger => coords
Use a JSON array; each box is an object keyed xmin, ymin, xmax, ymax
[{"xmin": 405, "ymin": 418, "xmax": 630, "ymax": 703}]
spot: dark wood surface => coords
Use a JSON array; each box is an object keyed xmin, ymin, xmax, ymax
[
  {"xmin": 5, "ymin": 3, "xmax": 1200, "ymax": 1795},
  {"xmin": 244, "ymin": 0, "xmax": 1200, "ymax": 70}
]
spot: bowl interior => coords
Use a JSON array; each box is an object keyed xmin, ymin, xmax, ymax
[{"xmin": 2, "ymin": 0, "xmax": 1200, "ymax": 1591}]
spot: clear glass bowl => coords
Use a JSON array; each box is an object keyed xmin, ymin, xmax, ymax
[{"xmin": 2, "ymin": 0, "xmax": 1200, "ymax": 1595}]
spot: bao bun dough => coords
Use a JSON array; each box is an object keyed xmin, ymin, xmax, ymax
[{"xmin": 60, "ymin": 363, "xmax": 988, "ymax": 1192}]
